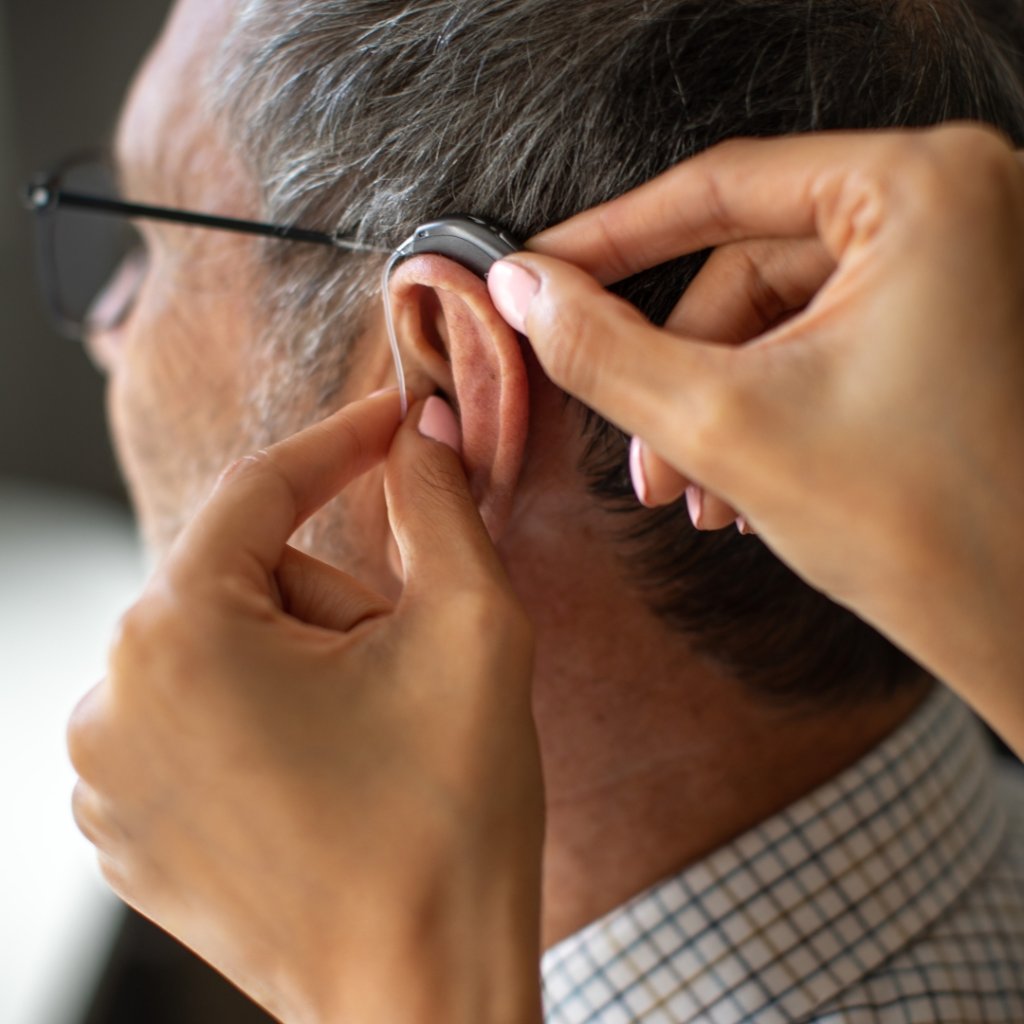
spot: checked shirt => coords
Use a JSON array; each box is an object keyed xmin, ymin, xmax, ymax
[{"xmin": 541, "ymin": 686, "xmax": 1024, "ymax": 1023}]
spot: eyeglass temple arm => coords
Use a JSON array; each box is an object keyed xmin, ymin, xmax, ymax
[{"xmin": 22, "ymin": 182, "xmax": 387, "ymax": 254}]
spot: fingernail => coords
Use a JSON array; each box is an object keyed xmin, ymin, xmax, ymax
[
  {"xmin": 736, "ymin": 515, "xmax": 753, "ymax": 535},
  {"xmin": 418, "ymin": 396, "xmax": 462, "ymax": 454},
  {"xmin": 629, "ymin": 436, "xmax": 652, "ymax": 507},
  {"xmin": 686, "ymin": 485, "xmax": 703, "ymax": 529},
  {"xmin": 487, "ymin": 260, "xmax": 539, "ymax": 335},
  {"xmin": 368, "ymin": 386, "xmax": 399, "ymax": 399}
]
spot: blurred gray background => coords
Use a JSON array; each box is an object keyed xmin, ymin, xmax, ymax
[
  {"xmin": 1, "ymin": 0, "xmax": 170, "ymax": 500},
  {"xmin": 2, "ymin": 3, "xmax": 272, "ymax": 1022}
]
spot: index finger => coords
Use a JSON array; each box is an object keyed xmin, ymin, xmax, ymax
[
  {"xmin": 526, "ymin": 125, "xmax": 959, "ymax": 283},
  {"xmin": 167, "ymin": 390, "xmax": 403, "ymax": 590}
]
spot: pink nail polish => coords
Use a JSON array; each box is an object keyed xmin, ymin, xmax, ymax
[
  {"xmin": 418, "ymin": 396, "xmax": 462, "ymax": 454},
  {"xmin": 686, "ymin": 485, "xmax": 703, "ymax": 529},
  {"xmin": 629, "ymin": 436, "xmax": 651, "ymax": 506},
  {"xmin": 487, "ymin": 260, "xmax": 539, "ymax": 335}
]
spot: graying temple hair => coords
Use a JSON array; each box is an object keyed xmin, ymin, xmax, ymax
[
  {"xmin": 211, "ymin": 0, "xmax": 1024, "ymax": 410},
  {"xmin": 211, "ymin": 0, "xmax": 1024, "ymax": 705},
  {"xmin": 212, "ymin": 0, "xmax": 1023, "ymax": 372},
  {"xmin": 209, "ymin": 0, "xmax": 722, "ymax": 414}
]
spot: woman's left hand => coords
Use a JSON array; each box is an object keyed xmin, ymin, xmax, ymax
[{"xmin": 67, "ymin": 390, "xmax": 544, "ymax": 1024}]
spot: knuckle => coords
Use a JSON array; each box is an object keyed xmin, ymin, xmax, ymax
[
  {"xmin": 410, "ymin": 452, "xmax": 469, "ymax": 512},
  {"xmin": 946, "ymin": 123, "xmax": 1020, "ymax": 193},
  {"xmin": 70, "ymin": 781, "xmax": 98, "ymax": 841},
  {"xmin": 820, "ymin": 135, "xmax": 948, "ymax": 248},
  {"xmin": 67, "ymin": 686, "xmax": 104, "ymax": 777},
  {"xmin": 107, "ymin": 600, "xmax": 165, "ymax": 676},
  {"xmin": 865, "ymin": 135, "xmax": 941, "ymax": 204},
  {"xmin": 887, "ymin": 129, "xmax": 989, "ymax": 209},
  {"xmin": 108, "ymin": 589, "xmax": 211, "ymax": 701},
  {"xmin": 695, "ymin": 137, "xmax": 761, "ymax": 237},
  {"xmin": 593, "ymin": 204, "xmax": 639, "ymax": 283},
  {"xmin": 110, "ymin": 600, "xmax": 158, "ymax": 655},
  {"xmin": 899, "ymin": 142, "xmax": 955, "ymax": 209},
  {"xmin": 120, "ymin": 582, "xmax": 197, "ymax": 653},
  {"xmin": 706, "ymin": 136, "xmax": 753, "ymax": 175},
  {"xmin": 700, "ymin": 164, "xmax": 737, "ymax": 243},
  {"xmin": 935, "ymin": 121, "xmax": 1012, "ymax": 161},
  {"xmin": 875, "ymin": 124, "xmax": 1020, "ymax": 230},
  {"xmin": 686, "ymin": 352, "xmax": 743, "ymax": 457}
]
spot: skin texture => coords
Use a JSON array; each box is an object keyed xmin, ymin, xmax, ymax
[
  {"xmin": 493, "ymin": 124, "xmax": 1024, "ymax": 758},
  {"xmin": 67, "ymin": 0, "xmax": 960, "ymax": 1019},
  {"xmin": 70, "ymin": 393, "xmax": 545, "ymax": 1024}
]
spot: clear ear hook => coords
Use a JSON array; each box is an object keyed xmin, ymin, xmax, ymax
[
  {"xmin": 331, "ymin": 232, "xmax": 411, "ymax": 416},
  {"xmin": 380, "ymin": 216, "xmax": 521, "ymax": 420},
  {"xmin": 381, "ymin": 249, "xmax": 410, "ymax": 417}
]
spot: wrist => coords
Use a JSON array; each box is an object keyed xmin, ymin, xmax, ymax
[
  {"xmin": 312, "ymin": 869, "xmax": 544, "ymax": 1024},
  {"xmin": 864, "ymin": 498, "xmax": 1024, "ymax": 755},
  {"xmin": 315, "ymin": 936, "xmax": 543, "ymax": 1024}
]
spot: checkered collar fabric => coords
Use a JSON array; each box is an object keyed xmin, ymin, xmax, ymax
[{"xmin": 541, "ymin": 686, "xmax": 1005, "ymax": 1024}]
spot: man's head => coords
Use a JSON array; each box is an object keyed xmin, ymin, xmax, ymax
[{"xmin": 102, "ymin": 0, "xmax": 1024, "ymax": 710}]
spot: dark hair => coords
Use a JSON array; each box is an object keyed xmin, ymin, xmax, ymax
[
  {"xmin": 969, "ymin": 0, "xmax": 1024, "ymax": 83},
  {"xmin": 218, "ymin": 0, "xmax": 1024, "ymax": 709}
]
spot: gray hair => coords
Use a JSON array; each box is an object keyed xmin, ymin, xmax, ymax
[{"xmin": 212, "ymin": 0, "xmax": 1024, "ymax": 707}]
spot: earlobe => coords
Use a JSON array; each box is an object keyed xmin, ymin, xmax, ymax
[{"xmin": 389, "ymin": 254, "xmax": 529, "ymax": 539}]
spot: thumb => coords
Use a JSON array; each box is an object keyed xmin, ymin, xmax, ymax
[
  {"xmin": 385, "ymin": 397, "xmax": 513, "ymax": 600},
  {"xmin": 487, "ymin": 252, "xmax": 729, "ymax": 447}
]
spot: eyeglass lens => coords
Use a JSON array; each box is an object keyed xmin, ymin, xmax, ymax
[{"xmin": 45, "ymin": 162, "xmax": 146, "ymax": 336}]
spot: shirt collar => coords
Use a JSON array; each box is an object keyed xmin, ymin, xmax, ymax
[{"xmin": 541, "ymin": 686, "xmax": 1006, "ymax": 1024}]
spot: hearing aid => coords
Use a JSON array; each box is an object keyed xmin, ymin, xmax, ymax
[{"xmin": 382, "ymin": 215, "xmax": 522, "ymax": 416}]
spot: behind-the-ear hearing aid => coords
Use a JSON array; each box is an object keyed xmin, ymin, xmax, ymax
[{"xmin": 382, "ymin": 215, "xmax": 522, "ymax": 416}]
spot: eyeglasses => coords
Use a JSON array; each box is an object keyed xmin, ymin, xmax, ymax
[{"xmin": 21, "ymin": 152, "xmax": 386, "ymax": 340}]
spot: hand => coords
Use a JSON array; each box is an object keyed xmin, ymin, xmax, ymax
[
  {"xmin": 487, "ymin": 123, "xmax": 1024, "ymax": 755},
  {"xmin": 67, "ymin": 391, "xmax": 544, "ymax": 1024}
]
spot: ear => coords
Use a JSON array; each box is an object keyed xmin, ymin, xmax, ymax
[{"xmin": 389, "ymin": 254, "xmax": 529, "ymax": 540}]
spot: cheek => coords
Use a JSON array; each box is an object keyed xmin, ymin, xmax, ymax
[{"xmin": 108, "ymin": 285, "xmax": 256, "ymax": 552}]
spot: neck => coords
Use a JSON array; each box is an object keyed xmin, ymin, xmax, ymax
[
  {"xmin": 532, "ymin": 641, "xmax": 930, "ymax": 950},
  {"xmin": 500, "ymin": 375, "xmax": 932, "ymax": 951},
  {"xmin": 503, "ymin": 488, "xmax": 931, "ymax": 953}
]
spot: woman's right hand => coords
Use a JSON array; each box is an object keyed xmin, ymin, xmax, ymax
[{"xmin": 487, "ymin": 123, "xmax": 1024, "ymax": 754}]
